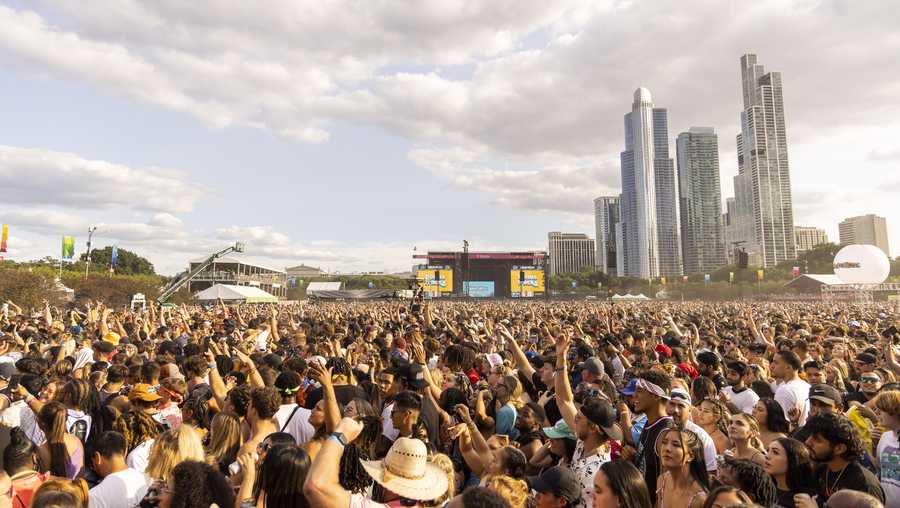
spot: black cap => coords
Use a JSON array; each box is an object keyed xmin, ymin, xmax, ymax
[
  {"xmin": 856, "ymin": 352, "xmax": 877, "ymax": 365},
  {"xmin": 580, "ymin": 398, "xmax": 623, "ymax": 441},
  {"xmin": 808, "ymin": 383, "xmax": 842, "ymax": 407},
  {"xmin": 528, "ymin": 466, "xmax": 581, "ymax": 502},
  {"xmin": 404, "ymin": 362, "xmax": 429, "ymax": 389}
]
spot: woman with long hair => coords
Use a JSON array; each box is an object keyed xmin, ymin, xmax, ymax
[
  {"xmin": 725, "ymin": 414, "xmax": 766, "ymax": 466},
  {"xmin": 205, "ymin": 412, "xmax": 242, "ymax": 475},
  {"xmin": 695, "ymin": 399, "xmax": 730, "ymax": 454},
  {"xmin": 700, "ymin": 486, "xmax": 752, "ymax": 508},
  {"xmin": 236, "ymin": 445, "xmax": 311, "ymax": 508},
  {"xmin": 752, "ymin": 399, "xmax": 789, "ymax": 448},
  {"xmin": 591, "ymin": 460, "xmax": 652, "ymax": 508},
  {"xmin": 656, "ymin": 426, "xmax": 709, "ymax": 508},
  {"xmin": 145, "ymin": 424, "xmax": 206, "ymax": 483},
  {"xmin": 36, "ymin": 402, "xmax": 84, "ymax": 479},
  {"xmin": 764, "ymin": 437, "xmax": 815, "ymax": 508}
]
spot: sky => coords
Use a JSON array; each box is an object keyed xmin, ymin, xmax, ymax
[{"xmin": 0, "ymin": 0, "xmax": 899, "ymax": 275}]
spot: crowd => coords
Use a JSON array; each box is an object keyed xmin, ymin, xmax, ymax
[{"xmin": 0, "ymin": 297, "xmax": 899, "ymax": 508}]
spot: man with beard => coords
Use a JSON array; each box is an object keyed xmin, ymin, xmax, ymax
[
  {"xmin": 697, "ymin": 351, "xmax": 726, "ymax": 391},
  {"xmin": 720, "ymin": 360, "xmax": 759, "ymax": 415},
  {"xmin": 803, "ymin": 413, "xmax": 884, "ymax": 506}
]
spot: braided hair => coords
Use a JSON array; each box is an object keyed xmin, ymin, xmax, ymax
[
  {"xmin": 338, "ymin": 414, "xmax": 381, "ymax": 493},
  {"xmin": 701, "ymin": 398, "xmax": 731, "ymax": 439}
]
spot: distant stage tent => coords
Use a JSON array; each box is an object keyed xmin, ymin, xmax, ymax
[
  {"xmin": 610, "ymin": 293, "xmax": 650, "ymax": 301},
  {"xmin": 306, "ymin": 282, "xmax": 343, "ymax": 297},
  {"xmin": 195, "ymin": 284, "xmax": 278, "ymax": 303}
]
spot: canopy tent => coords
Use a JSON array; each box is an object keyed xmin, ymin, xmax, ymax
[
  {"xmin": 610, "ymin": 293, "xmax": 650, "ymax": 301},
  {"xmin": 53, "ymin": 278, "xmax": 75, "ymax": 303},
  {"xmin": 195, "ymin": 284, "xmax": 278, "ymax": 303},
  {"xmin": 306, "ymin": 281, "xmax": 343, "ymax": 297}
]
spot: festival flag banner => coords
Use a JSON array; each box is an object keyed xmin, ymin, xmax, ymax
[
  {"xmin": 729, "ymin": 271, "xmax": 735, "ymax": 283},
  {"xmin": 61, "ymin": 236, "xmax": 75, "ymax": 260},
  {"xmin": 111, "ymin": 245, "xmax": 119, "ymax": 268},
  {"xmin": 704, "ymin": 274, "xmax": 710, "ymax": 284},
  {"xmin": 757, "ymin": 269, "xmax": 765, "ymax": 281},
  {"xmin": 0, "ymin": 224, "xmax": 7, "ymax": 253},
  {"xmin": 792, "ymin": 266, "xmax": 801, "ymax": 278},
  {"xmin": 682, "ymin": 275, "xmax": 689, "ymax": 284},
  {"xmin": 660, "ymin": 277, "xmax": 666, "ymax": 285}
]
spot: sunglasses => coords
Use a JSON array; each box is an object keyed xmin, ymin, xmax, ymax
[{"xmin": 861, "ymin": 377, "xmax": 880, "ymax": 383}]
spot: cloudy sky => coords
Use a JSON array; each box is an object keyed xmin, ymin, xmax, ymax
[{"xmin": 1, "ymin": 0, "xmax": 898, "ymax": 275}]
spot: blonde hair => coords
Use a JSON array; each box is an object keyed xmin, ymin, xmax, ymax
[
  {"xmin": 145, "ymin": 424, "xmax": 205, "ymax": 481},
  {"xmin": 205, "ymin": 412, "xmax": 242, "ymax": 467},
  {"xmin": 876, "ymin": 390, "xmax": 900, "ymax": 417},
  {"xmin": 425, "ymin": 453, "xmax": 456, "ymax": 507},
  {"xmin": 486, "ymin": 475, "xmax": 530, "ymax": 508}
]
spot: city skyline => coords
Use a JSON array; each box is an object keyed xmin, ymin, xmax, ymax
[{"xmin": 0, "ymin": 2, "xmax": 897, "ymax": 275}]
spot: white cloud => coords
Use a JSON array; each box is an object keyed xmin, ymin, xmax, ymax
[{"xmin": 0, "ymin": 145, "xmax": 205, "ymax": 213}]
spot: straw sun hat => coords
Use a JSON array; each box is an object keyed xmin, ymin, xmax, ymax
[{"xmin": 360, "ymin": 437, "xmax": 449, "ymax": 501}]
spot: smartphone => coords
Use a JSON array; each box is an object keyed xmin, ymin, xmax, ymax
[{"xmin": 8, "ymin": 374, "xmax": 20, "ymax": 392}]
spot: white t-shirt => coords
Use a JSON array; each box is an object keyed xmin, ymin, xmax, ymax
[
  {"xmin": 274, "ymin": 404, "xmax": 315, "ymax": 445},
  {"xmin": 126, "ymin": 439, "xmax": 154, "ymax": 473},
  {"xmin": 878, "ymin": 430, "xmax": 900, "ymax": 508},
  {"xmin": 381, "ymin": 402, "xmax": 399, "ymax": 441},
  {"xmin": 685, "ymin": 421, "xmax": 718, "ymax": 473},
  {"xmin": 774, "ymin": 378, "xmax": 810, "ymax": 426},
  {"xmin": 722, "ymin": 386, "xmax": 760, "ymax": 415},
  {"xmin": 88, "ymin": 468, "xmax": 149, "ymax": 508}
]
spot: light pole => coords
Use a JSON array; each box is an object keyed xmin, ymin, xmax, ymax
[{"xmin": 84, "ymin": 226, "xmax": 98, "ymax": 279}]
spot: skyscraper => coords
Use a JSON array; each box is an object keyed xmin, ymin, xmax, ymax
[
  {"xmin": 594, "ymin": 196, "xmax": 619, "ymax": 275},
  {"xmin": 794, "ymin": 226, "xmax": 828, "ymax": 254},
  {"xmin": 677, "ymin": 127, "xmax": 726, "ymax": 274},
  {"xmin": 838, "ymin": 214, "xmax": 890, "ymax": 256},
  {"xmin": 548, "ymin": 232, "xmax": 595, "ymax": 275},
  {"xmin": 617, "ymin": 88, "xmax": 681, "ymax": 278},
  {"xmin": 732, "ymin": 54, "xmax": 796, "ymax": 267}
]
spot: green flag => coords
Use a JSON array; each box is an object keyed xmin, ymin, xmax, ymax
[{"xmin": 62, "ymin": 236, "xmax": 75, "ymax": 260}]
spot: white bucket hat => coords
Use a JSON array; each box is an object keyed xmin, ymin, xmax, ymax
[{"xmin": 360, "ymin": 437, "xmax": 449, "ymax": 501}]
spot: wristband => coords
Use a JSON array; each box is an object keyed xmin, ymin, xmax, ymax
[
  {"xmin": 208, "ymin": 362, "xmax": 217, "ymax": 369},
  {"xmin": 555, "ymin": 367, "xmax": 566, "ymax": 372},
  {"xmin": 329, "ymin": 432, "xmax": 348, "ymax": 447}
]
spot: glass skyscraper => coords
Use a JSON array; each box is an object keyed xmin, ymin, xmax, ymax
[
  {"xmin": 677, "ymin": 127, "xmax": 726, "ymax": 274},
  {"xmin": 617, "ymin": 88, "xmax": 681, "ymax": 278}
]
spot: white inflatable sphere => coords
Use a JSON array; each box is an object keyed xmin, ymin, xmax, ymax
[{"xmin": 833, "ymin": 244, "xmax": 890, "ymax": 284}]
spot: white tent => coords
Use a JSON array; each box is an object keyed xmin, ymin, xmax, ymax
[
  {"xmin": 53, "ymin": 278, "xmax": 75, "ymax": 302},
  {"xmin": 611, "ymin": 293, "xmax": 651, "ymax": 301},
  {"xmin": 195, "ymin": 284, "xmax": 278, "ymax": 303}
]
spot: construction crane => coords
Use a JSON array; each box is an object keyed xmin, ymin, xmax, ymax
[{"xmin": 157, "ymin": 242, "xmax": 246, "ymax": 302}]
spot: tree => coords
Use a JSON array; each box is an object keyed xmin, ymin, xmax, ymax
[{"xmin": 80, "ymin": 246, "xmax": 155, "ymax": 275}]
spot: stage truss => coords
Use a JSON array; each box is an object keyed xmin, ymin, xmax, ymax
[{"xmin": 821, "ymin": 283, "xmax": 900, "ymax": 303}]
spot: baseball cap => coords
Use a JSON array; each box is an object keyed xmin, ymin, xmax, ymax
[
  {"xmin": 0, "ymin": 363, "xmax": 17, "ymax": 381},
  {"xmin": 654, "ymin": 344, "xmax": 673, "ymax": 358},
  {"xmin": 542, "ymin": 419, "xmax": 576, "ymax": 440},
  {"xmin": 856, "ymin": 352, "xmax": 877, "ymax": 365},
  {"xmin": 403, "ymin": 363, "xmax": 429, "ymax": 390},
  {"xmin": 128, "ymin": 383, "xmax": 162, "ymax": 403},
  {"xmin": 102, "ymin": 332, "xmax": 121, "ymax": 346},
  {"xmin": 669, "ymin": 388, "xmax": 692, "ymax": 407},
  {"xmin": 808, "ymin": 384, "xmax": 841, "ymax": 407},
  {"xmin": 528, "ymin": 466, "xmax": 582, "ymax": 503},
  {"xmin": 581, "ymin": 357, "xmax": 604, "ymax": 376},
  {"xmin": 619, "ymin": 378, "xmax": 638, "ymax": 396},
  {"xmin": 580, "ymin": 398, "xmax": 624, "ymax": 441}
]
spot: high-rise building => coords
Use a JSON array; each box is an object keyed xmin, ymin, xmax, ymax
[
  {"xmin": 793, "ymin": 226, "xmax": 828, "ymax": 254},
  {"xmin": 617, "ymin": 87, "xmax": 681, "ymax": 279},
  {"xmin": 838, "ymin": 214, "xmax": 890, "ymax": 256},
  {"xmin": 677, "ymin": 127, "xmax": 726, "ymax": 274},
  {"xmin": 548, "ymin": 232, "xmax": 595, "ymax": 275},
  {"xmin": 594, "ymin": 196, "xmax": 620, "ymax": 275},
  {"xmin": 731, "ymin": 54, "xmax": 796, "ymax": 267}
]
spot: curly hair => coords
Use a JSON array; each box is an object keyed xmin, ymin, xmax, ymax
[
  {"xmin": 249, "ymin": 387, "xmax": 280, "ymax": 420},
  {"xmin": 227, "ymin": 384, "xmax": 252, "ymax": 417},
  {"xmin": 699, "ymin": 399, "xmax": 731, "ymax": 439},
  {"xmin": 485, "ymin": 475, "xmax": 532, "ymax": 508},
  {"xmin": 168, "ymin": 460, "xmax": 235, "ymax": 508},
  {"xmin": 720, "ymin": 458, "xmax": 777, "ymax": 507},
  {"xmin": 640, "ymin": 369, "xmax": 671, "ymax": 394},
  {"xmin": 803, "ymin": 413, "xmax": 866, "ymax": 461}
]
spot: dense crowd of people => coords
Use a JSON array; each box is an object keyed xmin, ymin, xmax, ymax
[{"xmin": 0, "ymin": 297, "xmax": 899, "ymax": 508}]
